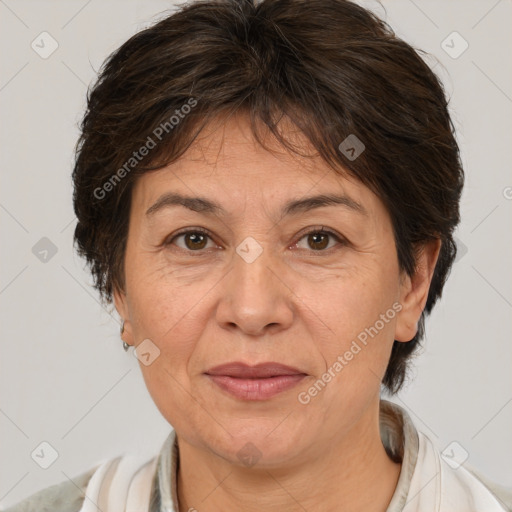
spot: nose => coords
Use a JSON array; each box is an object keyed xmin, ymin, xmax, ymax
[{"xmin": 215, "ymin": 241, "xmax": 294, "ymax": 336}]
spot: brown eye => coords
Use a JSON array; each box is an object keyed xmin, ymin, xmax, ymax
[
  {"xmin": 166, "ymin": 229, "xmax": 215, "ymax": 252},
  {"xmin": 294, "ymin": 228, "xmax": 345, "ymax": 253},
  {"xmin": 307, "ymin": 232, "xmax": 330, "ymax": 250},
  {"xmin": 183, "ymin": 232, "xmax": 208, "ymax": 250}
]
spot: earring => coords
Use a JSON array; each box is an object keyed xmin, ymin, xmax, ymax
[{"xmin": 120, "ymin": 321, "xmax": 130, "ymax": 352}]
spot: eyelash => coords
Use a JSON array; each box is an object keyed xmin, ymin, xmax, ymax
[{"xmin": 163, "ymin": 226, "xmax": 347, "ymax": 255}]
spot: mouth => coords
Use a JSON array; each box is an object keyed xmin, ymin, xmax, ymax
[{"xmin": 204, "ymin": 362, "xmax": 307, "ymax": 401}]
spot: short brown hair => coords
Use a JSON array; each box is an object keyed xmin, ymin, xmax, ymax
[{"xmin": 72, "ymin": 0, "xmax": 464, "ymax": 393}]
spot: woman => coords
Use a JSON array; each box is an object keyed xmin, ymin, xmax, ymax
[{"xmin": 4, "ymin": 0, "xmax": 511, "ymax": 510}]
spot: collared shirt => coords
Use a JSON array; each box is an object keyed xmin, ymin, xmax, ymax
[{"xmin": 4, "ymin": 400, "xmax": 511, "ymax": 511}]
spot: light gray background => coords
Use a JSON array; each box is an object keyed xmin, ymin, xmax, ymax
[{"xmin": 1, "ymin": 0, "xmax": 511, "ymax": 508}]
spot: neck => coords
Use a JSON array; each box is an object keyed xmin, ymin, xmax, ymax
[{"xmin": 176, "ymin": 400, "xmax": 401, "ymax": 512}]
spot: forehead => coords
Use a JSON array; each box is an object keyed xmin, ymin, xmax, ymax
[
  {"xmin": 131, "ymin": 113, "xmax": 384, "ymax": 222},
  {"xmin": 171, "ymin": 112, "xmax": 326, "ymax": 179}
]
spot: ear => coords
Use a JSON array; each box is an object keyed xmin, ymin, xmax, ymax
[
  {"xmin": 113, "ymin": 287, "xmax": 134, "ymax": 347},
  {"xmin": 395, "ymin": 239, "xmax": 441, "ymax": 343}
]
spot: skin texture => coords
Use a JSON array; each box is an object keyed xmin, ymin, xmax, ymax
[{"xmin": 115, "ymin": 113, "xmax": 440, "ymax": 512}]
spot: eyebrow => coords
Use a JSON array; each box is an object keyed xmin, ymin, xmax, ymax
[{"xmin": 145, "ymin": 192, "xmax": 367, "ymax": 218}]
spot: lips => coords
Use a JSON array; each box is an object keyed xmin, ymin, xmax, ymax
[
  {"xmin": 205, "ymin": 362, "xmax": 305, "ymax": 378},
  {"xmin": 205, "ymin": 362, "xmax": 307, "ymax": 400}
]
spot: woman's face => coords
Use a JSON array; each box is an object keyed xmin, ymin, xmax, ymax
[{"xmin": 115, "ymin": 114, "xmax": 434, "ymax": 467}]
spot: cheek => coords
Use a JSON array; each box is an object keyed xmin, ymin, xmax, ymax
[
  {"xmin": 123, "ymin": 265, "xmax": 206, "ymax": 403},
  {"xmin": 320, "ymin": 266, "xmax": 398, "ymax": 338},
  {"xmin": 129, "ymin": 283, "xmax": 205, "ymax": 363},
  {"xmin": 309, "ymin": 266, "xmax": 400, "ymax": 392},
  {"xmin": 128, "ymin": 277, "xmax": 212, "ymax": 428},
  {"xmin": 298, "ymin": 281, "xmax": 399, "ymax": 429},
  {"xmin": 125, "ymin": 243, "xmax": 210, "ymax": 336}
]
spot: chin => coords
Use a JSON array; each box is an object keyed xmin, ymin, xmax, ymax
[{"xmin": 202, "ymin": 418, "xmax": 309, "ymax": 469}]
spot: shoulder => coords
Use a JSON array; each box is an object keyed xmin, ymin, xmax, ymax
[
  {"xmin": 2, "ymin": 445, "xmax": 165, "ymax": 512},
  {"xmin": 409, "ymin": 431, "xmax": 512, "ymax": 511},
  {"xmin": 462, "ymin": 465, "xmax": 512, "ymax": 512},
  {"xmin": 1, "ymin": 465, "xmax": 98, "ymax": 512}
]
